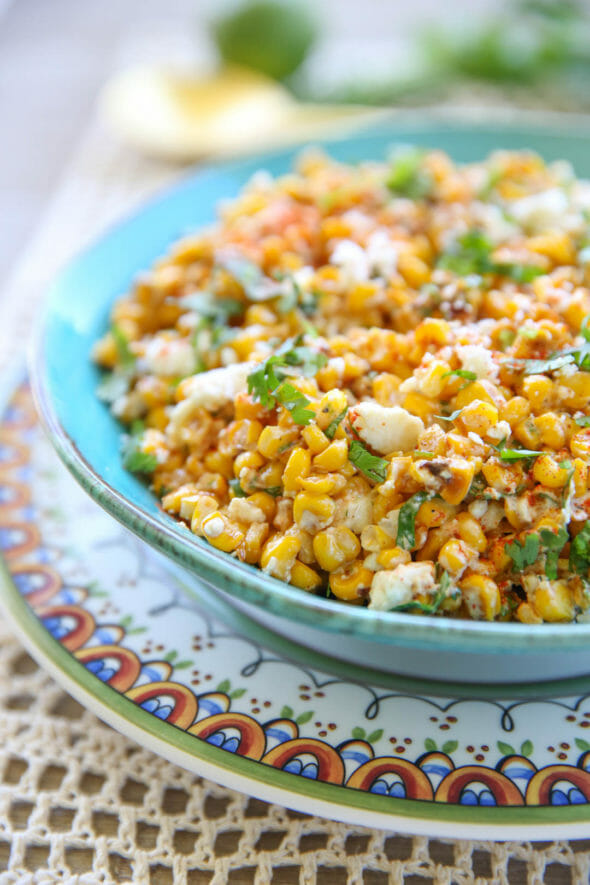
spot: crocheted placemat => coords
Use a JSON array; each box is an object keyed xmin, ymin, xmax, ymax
[{"xmin": 0, "ymin": 117, "xmax": 587, "ymax": 884}]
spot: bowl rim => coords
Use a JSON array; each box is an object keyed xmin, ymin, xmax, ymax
[{"xmin": 30, "ymin": 107, "xmax": 590, "ymax": 655}]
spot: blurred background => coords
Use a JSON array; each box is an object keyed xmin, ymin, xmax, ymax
[{"xmin": 3, "ymin": 0, "xmax": 590, "ymax": 284}]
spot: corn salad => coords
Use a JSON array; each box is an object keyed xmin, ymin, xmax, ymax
[{"xmin": 93, "ymin": 147, "xmax": 590, "ymax": 623}]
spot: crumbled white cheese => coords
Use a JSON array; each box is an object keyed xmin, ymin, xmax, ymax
[
  {"xmin": 510, "ymin": 187, "xmax": 569, "ymax": 232},
  {"xmin": 330, "ymin": 239, "xmax": 369, "ymax": 285},
  {"xmin": 379, "ymin": 509, "xmax": 400, "ymax": 539},
  {"xmin": 485, "ymin": 420, "xmax": 511, "ymax": 443},
  {"xmin": 203, "ymin": 516, "xmax": 225, "ymax": 539},
  {"xmin": 366, "ymin": 229, "xmax": 398, "ymax": 279},
  {"xmin": 334, "ymin": 491, "xmax": 373, "ymax": 534},
  {"xmin": 330, "ymin": 230, "xmax": 399, "ymax": 285},
  {"xmin": 457, "ymin": 344, "xmax": 497, "ymax": 381},
  {"xmin": 144, "ymin": 336, "xmax": 197, "ymax": 378},
  {"xmin": 468, "ymin": 499, "xmax": 488, "ymax": 519},
  {"xmin": 473, "ymin": 202, "xmax": 518, "ymax": 243},
  {"xmin": 350, "ymin": 402, "xmax": 424, "ymax": 455},
  {"xmin": 227, "ymin": 499, "xmax": 266, "ymax": 524},
  {"xmin": 368, "ymin": 562, "xmax": 436, "ymax": 612},
  {"xmin": 169, "ymin": 362, "xmax": 254, "ymax": 440}
]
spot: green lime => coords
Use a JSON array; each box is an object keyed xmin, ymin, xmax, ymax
[{"xmin": 211, "ymin": 0, "xmax": 317, "ymax": 82}]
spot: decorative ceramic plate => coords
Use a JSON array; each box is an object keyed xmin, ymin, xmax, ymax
[
  {"xmin": 31, "ymin": 116, "xmax": 590, "ymax": 683},
  {"xmin": 4, "ymin": 375, "xmax": 590, "ymax": 839}
]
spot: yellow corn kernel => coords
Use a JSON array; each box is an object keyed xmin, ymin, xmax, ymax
[
  {"xmin": 360, "ymin": 524, "xmax": 396, "ymax": 552},
  {"xmin": 418, "ymin": 361, "xmax": 451, "ymax": 398},
  {"xmin": 454, "ymin": 380, "xmax": 499, "ymax": 409},
  {"xmin": 234, "ymin": 393, "xmax": 267, "ymax": 421},
  {"xmin": 315, "ymin": 390, "xmax": 348, "ymax": 432},
  {"xmin": 282, "ymin": 447, "xmax": 311, "ymax": 492},
  {"xmin": 204, "ymin": 450, "xmax": 234, "ymax": 479},
  {"xmin": 372, "ymin": 373, "xmax": 401, "ymax": 405},
  {"xmin": 514, "ymin": 417, "xmax": 542, "ymax": 450},
  {"xmin": 415, "ymin": 499, "xmax": 454, "ymax": 529},
  {"xmin": 244, "ymin": 305, "xmax": 277, "ymax": 326},
  {"xmin": 414, "ymin": 317, "xmax": 451, "ymax": 347},
  {"xmin": 417, "ymin": 424, "xmax": 447, "ymax": 456},
  {"xmin": 376, "ymin": 547, "xmax": 411, "ymax": 569},
  {"xmin": 240, "ymin": 523, "xmax": 270, "ymax": 564},
  {"xmin": 417, "ymin": 523, "xmax": 456, "ymax": 561},
  {"xmin": 145, "ymin": 406, "xmax": 168, "ymax": 431},
  {"xmin": 302, "ymin": 424, "xmax": 330, "ymax": 454},
  {"xmin": 440, "ymin": 458, "xmax": 476, "ymax": 506},
  {"xmin": 500, "ymin": 396, "xmax": 531, "ymax": 427},
  {"xmin": 329, "ymin": 561, "xmax": 373, "ymax": 601},
  {"xmin": 504, "ymin": 496, "xmax": 534, "ymax": 530},
  {"xmin": 532, "ymin": 454, "xmax": 570, "ymax": 489},
  {"xmin": 459, "ymin": 575, "xmax": 501, "ymax": 621},
  {"xmin": 528, "ymin": 232, "xmax": 576, "ymax": 264},
  {"xmin": 571, "ymin": 427, "xmax": 590, "ymax": 459},
  {"xmin": 402, "ymin": 391, "xmax": 438, "ymax": 421},
  {"xmin": 201, "ymin": 512, "xmax": 244, "ymax": 553},
  {"xmin": 293, "ymin": 492, "xmax": 335, "ymax": 532},
  {"xmin": 347, "ymin": 280, "xmax": 380, "ymax": 312},
  {"xmin": 397, "ymin": 253, "xmax": 431, "ymax": 288},
  {"xmin": 260, "ymin": 534, "xmax": 301, "ymax": 580},
  {"xmin": 316, "ymin": 363, "xmax": 341, "ymax": 392},
  {"xmin": 290, "ymin": 561, "xmax": 322, "ymax": 592},
  {"xmin": 162, "ymin": 484, "xmax": 198, "ymax": 514},
  {"xmin": 535, "ymin": 412, "xmax": 566, "ymax": 449},
  {"xmin": 574, "ymin": 458, "xmax": 588, "ymax": 496},
  {"xmin": 458, "ymin": 400, "xmax": 499, "ymax": 436},
  {"xmin": 257, "ymin": 461, "xmax": 284, "ymax": 490},
  {"xmin": 456, "ymin": 512, "xmax": 487, "ymax": 552},
  {"xmin": 246, "ymin": 492, "xmax": 276, "ymax": 522},
  {"xmin": 189, "ymin": 495, "xmax": 219, "ymax": 534},
  {"xmin": 92, "ymin": 333, "xmax": 119, "ymax": 369},
  {"xmin": 313, "ymin": 526, "xmax": 361, "ymax": 571},
  {"xmin": 313, "ymin": 439, "xmax": 348, "ymax": 472},
  {"xmin": 234, "ymin": 451, "xmax": 265, "ymax": 477},
  {"xmin": 257, "ymin": 426, "xmax": 299, "ymax": 459},
  {"xmin": 534, "ymin": 580, "xmax": 574, "ymax": 622},
  {"xmin": 488, "ymin": 538, "xmax": 512, "ymax": 573},
  {"xmin": 438, "ymin": 539, "xmax": 474, "ymax": 576},
  {"xmin": 299, "ymin": 473, "xmax": 347, "ymax": 495},
  {"xmin": 516, "ymin": 601, "xmax": 543, "ymax": 624},
  {"xmin": 223, "ymin": 419, "xmax": 264, "ymax": 453},
  {"xmin": 522, "ymin": 375, "xmax": 554, "ymax": 414}
]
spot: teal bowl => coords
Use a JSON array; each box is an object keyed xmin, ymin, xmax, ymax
[{"xmin": 31, "ymin": 112, "xmax": 590, "ymax": 685}]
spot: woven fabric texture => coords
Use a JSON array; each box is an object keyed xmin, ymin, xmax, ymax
[{"xmin": 0, "ymin": 119, "xmax": 589, "ymax": 884}]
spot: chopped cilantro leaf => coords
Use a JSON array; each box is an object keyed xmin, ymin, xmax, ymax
[
  {"xmin": 442, "ymin": 369, "xmax": 477, "ymax": 382},
  {"xmin": 438, "ymin": 230, "xmax": 543, "ymax": 281},
  {"xmin": 247, "ymin": 335, "xmax": 326, "ymax": 424},
  {"xmin": 348, "ymin": 439, "xmax": 388, "ymax": 484},
  {"xmin": 539, "ymin": 526, "xmax": 569, "ymax": 580},
  {"xmin": 523, "ymin": 353, "xmax": 575, "ymax": 375},
  {"xmin": 570, "ymin": 523, "xmax": 590, "ymax": 575},
  {"xmin": 273, "ymin": 381, "xmax": 315, "ymax": 425},
  {"xmin": 263, "ymin": 486, "xmax": 282, "ymax": 497},
  {"xmin": 183, "ymin": 291, "xmax": 244, "ymax": 325},
  {"xmin": 435, "ymin": 407, "xmax": 464, "ymax": 422},
  {"xmin": 391, "ymin": 570, "xmax": 452, "ymax": 614},
  {"xmin": 496, "ymin": 440, "xmax": 543, "ymax": 461},
  {"xmin": 575, "ymin": 416, "xmax": 590, "ymax": 427},
  {"xmin": 111, "ymin": 324, "xmax": 135, "ymax": 369},
  {"xmin": 498, "ymin": 328, "xmax": 516, "ymax": 350},
  {"xmin": 396, "ymin": 490, "xmax": 431, "ymax": 551},
  {"xmin": 217, "ymin": 254, "xmax": 281, "ymax": 302},
  {"xmin": 506, "ymin": 533, "xmax": 540, "ymax": 571},
  {"xmin": 229, "ymin": 478, "xmax": 247, "ymax": 497},
  {"xmin": 325, "ymin": 407, "xmax": 348, "ymax": 440},
  {"xmin": 386, "ymin": 148, "xmax": 433, "ymax": 200},
  {"xmin": 121, "ymin": 422, "xmax": 157, "ymax": 475}
]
